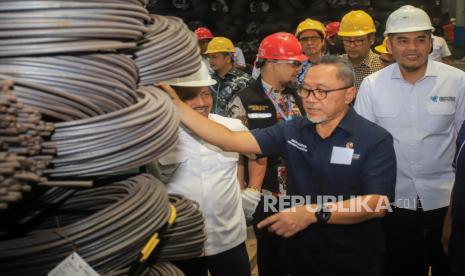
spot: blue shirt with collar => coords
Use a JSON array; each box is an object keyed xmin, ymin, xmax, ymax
[{"xmin": 251, "ymin": 107, "xmax": 397, "ymax": 275}]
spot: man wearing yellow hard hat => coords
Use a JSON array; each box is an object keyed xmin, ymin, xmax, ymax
[
  {"xmin": 206, "ymin": 37, "xmax": 252, "ymax": 116},
  {"xmin": 294, "ymin": 18, "xmax": 326, "ymax": 86},
  {"xmin": 338, "ymin": 10, "xmax": 382, "ymax": 89},
  {"xmin": 374, "ymin": 37, "xmax": 395, "ymax": 67}
]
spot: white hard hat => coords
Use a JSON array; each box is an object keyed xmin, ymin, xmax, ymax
[
  {"xmin": 162, "ymin": 61, "xmax": 216, "ymax": 87},
  {"xmin": 384, "ymin": 5, "xmax": 435, "ymax": 36}
]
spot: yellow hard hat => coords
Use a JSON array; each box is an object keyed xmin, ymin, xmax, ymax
[
  {"xmin": 338, "ymin": 10, "xmax": 376, "ymax": 37},
  {"xmin": 375, "ymin": 37, "xmax": 389, "ymax": 54},
  {"xmin": 204, "ymin": 37, "xmax": 235, "ymax": 54},
  {"xmin": 295, "ymin": 18, "xmax": 326, "ymax": 38}
]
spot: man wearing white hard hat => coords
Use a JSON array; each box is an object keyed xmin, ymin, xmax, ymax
[
  {"xmin": 148, "ymin": 62, "xmax": 252, "ymax": 276},
  {"xmin": 355, "ymin": 5, "xmax": 465, "ymax": 276}
]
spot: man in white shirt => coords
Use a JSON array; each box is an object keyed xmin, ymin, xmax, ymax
[
  {"xmin": 152, "ymin": 62, "xmax": 255, "ymax": 276},
  {"xmin": 233, "ymin": 46, "xmax": 247, "ymax": 70},
  {"xmin": 355, "ymin": 5, "xmax": 465, "ymax": 276},
  {"xmin": 430, "ymin": 34, "xmax": 452, "ymax": 64}
]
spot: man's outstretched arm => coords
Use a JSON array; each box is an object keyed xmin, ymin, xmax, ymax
[{"xmin": 157, "ymin": 83, "xmax": 262, "ymax": 155}]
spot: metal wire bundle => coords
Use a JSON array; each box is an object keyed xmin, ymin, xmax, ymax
[
  {"xmin": 157, "ymin": 194, "xmax": 207, "ymax": 262},
  {"xmin": 0, "ymin": 80, "xmax": 55, "ymax": 209},
  {"xmin": 135, "ymin": 14, "xmax": 202, "ymax": 85},
  {"xmin": 0, "ymin": 54, "xmax": 139, "ymax": 119},
  {"xmin": 0, "ymin": 174, "xmax": 172, "ymax": 275},
  {"xmin": 143, "ymin": 262, "xmax": 185, "ymax": 276},
  {"xmin": 43, "ymin": 86, "xmax": 179, "ymax": 177},
  {"xmin": 106, "ymin": 262, "xmax": 185, "ymax": 276},
  {"xmin": 0, "ymin": 0, "xmax": 151, "ymax": 57}
]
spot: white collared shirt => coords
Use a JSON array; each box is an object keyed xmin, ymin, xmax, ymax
[
  {"xmin": 158, "ymin": 114, "xmax": 247, "ymax": 255},
  {"xmin": 355, "ymin": 61, "xmax": 465, "ymax": 210},
  {"xmin": 429, "ymin": 35, "xmax": 452, "ymax": 62}
]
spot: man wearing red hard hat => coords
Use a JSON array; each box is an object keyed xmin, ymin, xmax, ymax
[{"xmin": 227, "ymin": 32, "xmax": 307, "ymax": 276}]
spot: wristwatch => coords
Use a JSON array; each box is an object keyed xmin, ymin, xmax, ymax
[{"xmin": 316, "ymin": 205, "xmax": 331, "ymax": 224}]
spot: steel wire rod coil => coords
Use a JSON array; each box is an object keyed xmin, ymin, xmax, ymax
[
  {"xmin": 156, "ymin": 194, "xmax": 207, "ymax": 262},
  {"xmin": 135, "ymin": 15, "xmax": 201, "ymax": 85},
  {"xmin": 0, "ymin": 0, "xmax": 151, "ymax": 57},
  {"xmin": 0, "ymin": 174, "xmax": 172, "ymax": 275},
  {"xmin": 0, "ymin": 54, "xmax": 139, "ymax": 119},
  {"xmin": 43, "ymin": 86, "xmax": 179, "ymax": 177},
  {"xmin": 106, "ymin": 262, "xmax": 185, "ymax": 276}
]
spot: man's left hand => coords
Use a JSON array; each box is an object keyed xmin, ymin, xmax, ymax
[{"xmin": 257, "ymin": 205, "xmax": 316, "ymax": 238}]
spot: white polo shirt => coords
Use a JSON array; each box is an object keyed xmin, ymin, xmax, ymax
[
  {"xmin": 159, "ymin": 114, "xmax": 247, "ymax": 255},
  {"xmin": 429, "ymin": 35, "xmax": 452, "ymax": 62},
  {"xmin": 355, "ymin": 60, "xmax": 465, "ymax": 211}
]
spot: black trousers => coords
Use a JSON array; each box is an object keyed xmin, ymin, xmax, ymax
[
  {"xmin": 384, "ymin": 206, "xmax": 452, "ymax": 276},
  {"xmin": 172, "ymin": 242, "xmax": 250, "ymax": 276},
  {"xmin": 253, "ymin": 195, "xmax": 286, "ymax": 276}
]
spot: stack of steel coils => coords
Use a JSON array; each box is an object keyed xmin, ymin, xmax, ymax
[
  {"xmin": 0, "ymin": 174, "xmax": 205, "ymax": 275},
  {"xmin": 135, "ymin": 14, "xmax": 202, "ymax": 85}
]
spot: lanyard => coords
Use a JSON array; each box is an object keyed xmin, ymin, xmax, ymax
[{"xmin": 262, "ymin": 85, "xmax": 293, "ymax": 121}]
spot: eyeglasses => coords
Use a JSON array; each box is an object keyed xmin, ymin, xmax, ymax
[
  {"xmin": 342, "ymin": 37, "xmax": 367, "ymax": 46},
  {"xmin": 298, "ymin": 85, "xmax": 352, "ymax": 100},
  {"xmin": 299, "ymin": 36, "xmax": 322, "ymax": 43},
  {"xmin": 269, "ymin": 60, "xmax": 302, "ymax": 67}
]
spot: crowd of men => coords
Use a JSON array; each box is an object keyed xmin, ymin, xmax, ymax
[{"xmin": 150, "ymin": 5, "xmax": 465, "ymax": 276}]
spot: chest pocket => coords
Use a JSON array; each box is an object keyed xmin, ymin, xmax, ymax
[
  {"xmin": 425, "ymin": 102, "xmax": 455, "ymax": 133},
  {"xmin": 427, "ymin": 102, "xmax": 455, "ymax": 115},
  {"xmin": 373, "ymin": 105, "xmax": 399, "ymax": 130}
]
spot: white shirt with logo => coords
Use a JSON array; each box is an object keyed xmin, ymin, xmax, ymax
[
  {"xmin": 159, "ymin": 114, "xmax": 247, "ymax": 255},
  {"xmin": 355, "ymin": 61, "xmax": 465, "ymax": 210}
]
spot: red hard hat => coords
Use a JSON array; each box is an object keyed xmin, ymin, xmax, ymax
[
  {"xmin": 195, "ymin": 27, "xmax": 213, "ymax": 40},
  {"xmin": 325, "ymin": 22, "xmax": 340, "ymax": 38},
  {"xmin": 257, "ymin": 32, "xmax": 308, "ymax": 62}
]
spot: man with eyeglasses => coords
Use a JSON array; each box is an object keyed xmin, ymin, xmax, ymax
[
  {"xmin": 338, "ymin": 10, "xmax": 383, "ymax": 89},
  {"xmin": 227, "ymin": 32, "xmax": 306, "ymax": 276},
  {"xmin": 157, "ymin": 55, "xmax": 397, "ymax": 276},
  {"xmin": 355, "ymin": 6, "xmax": 465, "ymax": 276},
  {"xmin": 294, "ymin": 19, "xmax": 326, "ymax": 87}
]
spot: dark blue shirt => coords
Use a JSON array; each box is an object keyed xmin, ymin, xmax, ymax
[
  {"xmin": 251, "ymin": 108, "xmax": 397, "ymax": 276},
  {"xmin": 449, "ymin": 121, "xmax": 465, "ymax": 275}
]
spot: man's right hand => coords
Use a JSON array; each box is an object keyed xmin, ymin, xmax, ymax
[{"xmin": 155, "ymin": 82, "xmax": 181, "ymax": 103}]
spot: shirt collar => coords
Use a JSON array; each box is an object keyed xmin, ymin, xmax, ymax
[
  {"xmin": 391, "ymin": 59, "xmax": 438, "ymax": 80},
  {"xmin": 337, "ymin": 107, "xmax": 358, "ymax": 135},
  {"xmin": 261, "ymin": 79, "xmax": 285, "ymax": 94},
  {"xmin": 357, "ymin": 50, "xmax": 377, "ymax": 68}
]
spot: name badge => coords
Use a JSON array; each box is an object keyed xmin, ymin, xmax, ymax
[
  {"xmin": 330, "ymin": 146, "xmax": 354, "ymax": 165},
  {"xmin": 248, "ymin": 113, "xmax": 272, "ymax": 119}
]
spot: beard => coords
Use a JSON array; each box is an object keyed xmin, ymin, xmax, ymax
[
  {"xmin": 284, "ymin": 79, "xmax": 297, "ymax": 90},
  {"xmin": 306, "ymin": 114, "xmax": 327, "ymax": 124}
]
